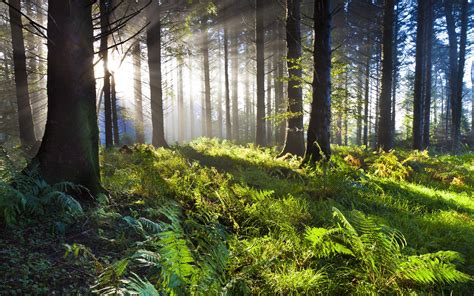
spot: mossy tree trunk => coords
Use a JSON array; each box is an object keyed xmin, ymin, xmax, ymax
[{"xmin": 35, "ymin": 0, "xmax": 101, "ymax": 195}]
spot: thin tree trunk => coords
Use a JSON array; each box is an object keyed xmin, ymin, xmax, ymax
[
  {"xmin": 363, "ymin": 49, "xmax": 370, "ymax": 146},
  {"xmin": 8, "ymin": 0, "xmax": 36, "ymax": 150},
  {"xmin": 231, "ymin": 24, "xmax": 239, "ymax": 142},
  {"xmin": 304, "ymin": 0, "xmax": 331, "ymax": 162},
  {"xmin": 217, "ymin": 33, "xmax": 223, "ymax": 139},
  {"xmin": 147, "ymin": 1, "xmax": 168, "ymax": 148},
  {"xmin": 255, "ymin": 0, "xmax": 266, "ymax": 146},
  {"xmin": 266, "ymin": 58, "xmax": 273, "ymax": 146},
  {"xmin": 189, "ymin": 60, "xmax": 195, "ymax": 140},
  {"xmin": 201, "ymin": 15, "xmax": 212, "ymax": 138},
  {"xmin": 280, "ymin": 0, "xmax": 304, "ymax": 156},
  {"xmin": 111, "ymin": 73, "xmax": 119, "ymax": 145},
  {"xmin": 422, "ymin": 1, "xmax": 433, "ymax": 148},
  {"xmin": 377, "ymin": 0, "xmax": 394, "ymax": 151},
  {"xmin": 35, "ymin": 0, "xmax": 101, "ymax": 195},
  {"xmin": 224, "ymin": 20, "xmax": 231, "ymax": 140},
  {"xmin": 133, "ymin": 42, "xmax": 145, "ymax": 144},
  {"xmin": 177, "ymin": 57, "xmax": 184, "ymax": 143},
  {"xmin": 100, "ymin": 0, "xmax": 113, "ymax": 148},
  {"xmin": 471, "ymin": 61, "xmax": 474, "ymax": 139},
  {"xmin": 274, "ymin": 21, "xmax": 286, "ymax": 146}
]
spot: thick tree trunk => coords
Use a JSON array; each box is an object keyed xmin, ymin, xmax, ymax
[
  {"xmin": 35, "ymin": 0, "xmax": 101, "ymax": 195},
  {"xmin": 100, "ymin": 0, "xmax": 113, "ymax": 148},
  {"xmin": 377, "ymin": 0, "xmax": 394, "ymax": 151},
  {"xmin": 133, "ymin": 42, "xmax": 145, "ymax": 144},
  {"xmin": 255, "ymin": 0, "xmax": 266, "ymax": 146},
  {"xmin": 147, "ymin": 2, "xmax": 168, "ymax": 148},
  {"xmin": 230, "ymin": 25, "xmax": 239, "ymax": 142},
  {"xmin": 413, "ymin": 0, "xmax": 425, "ymax": 150},
  {"xmin": 8, "ymin": 0, "xmax": 36, "ymax": 150},
  {"xmin": 201, "ymin": 16, "xmax": 212, "ymax": 138},
  {"xmin": 280, "ymin": 0, "xmax": 304, "ymax": 156},
  {"xmin": 422, "ymin": 1, "xmax": 433, "ymax": 148},
  {"xmin": 304, "ymin": 0, "xmax": 331, "ymax": 162}
]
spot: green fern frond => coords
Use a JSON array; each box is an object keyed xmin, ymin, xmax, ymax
[{"xmin": 123, "ymin": 272, "xmax": 160, "ymax": 296}]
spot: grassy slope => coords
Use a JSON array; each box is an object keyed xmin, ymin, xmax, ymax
[{"xmin": 1, "ymin": 139, "xmax": 473, "ymax": 294}]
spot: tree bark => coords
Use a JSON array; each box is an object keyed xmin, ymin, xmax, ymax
[
  {"xmin": 377, "ymin": 0, "xmax": 394, "ymax": 151},
  {"xmin": 422, "ymin": 1, "xmax": 433, "ymax": 148},
  {"xmin": 230, "ymin": 24, "xmax": 239, "ymax": 142},
  {"xmin": 274, "ymin": 20, "xmax": 286, "ymax": 146},
  {"xmin": 133, "ymin": 42, "xmax": 145, "ymax": 144},
  {"xmin": 177, "ymin": 57, "xmax": 184, "ymax": 143},
  {"xmin": 266, "ymin": 58, "xmax": 273, "ymax": 146},
  {"xmin": 147, "ymin": 1, "xmax": 168, "ymax": 148},
  {"xmin": 111, "ymin": 73, "xmax": 119, "ymax": 145},
  {"xmin": 471, "ymin": 61, "xmax": 474, "ymax": 140},
  {"xmin": 363, "ymin": 49, "xmax": 370, "ymax": 147},
  {"xmin": 255, "ymin": 0, "xmax": 266, "ymax": 146},
  {"xmin": 8, "ymin": 0, "xmax": 36, "ymax": 150},
  {"xmin": 304, "ymin": 0, "xmax": 331, "ymax": 162},
  {"xmin": 224, "ymin": 20, "xmax": 232, "ymax": 140},
  {"xmin": 35, "ymin": 0, "xmax": 101, "ymax": 195},
  {"xmin": 100, "ymin": 0, "xmax": 113, "ymax": 148},
  {"xmin": 201, "ymin": 15, "xmax": 212, "ymax": 138}
]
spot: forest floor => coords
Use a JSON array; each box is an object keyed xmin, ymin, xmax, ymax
[{"xmin": 0, "ymin": 139, "xmax": 473, "ymax": 295}]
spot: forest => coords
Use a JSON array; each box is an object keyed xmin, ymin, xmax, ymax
[{"xmin": 0, "ymin": 0, "xmax": 473, "ymax": 294}]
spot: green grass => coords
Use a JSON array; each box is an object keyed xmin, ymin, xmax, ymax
[{"xmin": 1, "ymin": 138, "xmax": 473, "ymax": 294}]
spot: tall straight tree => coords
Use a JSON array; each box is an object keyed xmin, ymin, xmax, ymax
[
  {"xmin": 201, "ymin": 15, "xmax": 212, "ymax": 138},
  {"xmin": 111, "ymin": 73, "xmax": 119, "ymax": 145},
  {"xmin": 305, "ymin": 0, "xmax": 332, "ymax": 162},
  {"xmin": 422, "ymin": 1, "xmax": 433, "ymax": 148},
  {"xmin": 223, "ymin": 14, "xmax": 232, "ymax": 140},
  {"xmin": 35, "ymin": 0, "xmax": 101, "ymax": 194},
  {"xmin": 230, "ymin": 20, "xmax": 239, "ymax": 142},
  {"xmin": 412, "ymin": 0, "xmax": 425, "ymax": 150},
  {"xmin": 377, "ymin": 0, "xmax": 394, "ymax": 151},
  {"xmin": 147, "ymin": 1, "xmax": 168, "ymax": 148},
  {"xmin": 255, "ymin": 0, "xmax": 266, "ymax": 146},
  {"xmin": 100, "ymin": 0, "xmax": 113, "ymax": 148},
  {"xmin": 444, "ymin": 0, "xmax": 468, "ymax": 153},
  {"xmin": 133, "ymin": 42, "xmax": 145, "ymax": 144},
  {"xmin": 8, "ymin": 0, "xmax": 36, "ymax": 149},
  {"xmin": 471, "ymin": 61, "xmax": 474, "ymax": 139},
  {"xmin": 280, "ymin": 0, "xmax": 304, "ymax": 156}
]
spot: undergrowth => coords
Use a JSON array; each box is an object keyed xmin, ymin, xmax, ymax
[{"xmin": 0, "ymin": 139, "xmax": 472, "ymax": 294}]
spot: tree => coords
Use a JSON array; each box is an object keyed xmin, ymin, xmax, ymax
[
  {"xmin": 304, "ymin": 0, "xmax": 332, "ymax": 162},
  {"xmin": 280, "ymin": 0, "xmax": 304, "ymax": 157},
  {"xmin": 223, "ymin": 10, "xmax": 232, "ymax": 140},
  {"xmin": 471, "ymin": 61, "xmax": 474, "ymax": 139},
  {"xmin": 147, "ymin": 1, "xmax": 168, "ymax": 148},
  {"xmin": 34, "ymin": 0, "xmax": 101, "ymax": 194},
  {"xmin": 413, "ymin": 0, "xmax": 426, "ymax": 150},
  {"xmin": 422, "ymin": 0, "xmax": 433, "ymax": 149},
  {"xmin": 133, "ymin": 42, "xmax": 145, "ymax": 144},
  {"xmin": 230, "ymin": 15, "xmax": 239, "ymax": 142},
  {"xmin": 255, "ymin": 0, "xmax": 266, "ymax": 146},
  {"xmin": 8, "ymin": 0, "xmax": 36, "ymax": 150},
  {"xmin": 201, "ymin": 14, "xmax": 212, "ymax": 138},
  {"xmin": 100, "ymin": 0, "xmax": 113, "ymax": 148},
  {"xmin": 377, "ymin": 0, "xmax": 394, "ymax": 151}
]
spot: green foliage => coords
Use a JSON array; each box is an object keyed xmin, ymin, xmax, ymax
[{"xmin": 2, "ymin": 139, "xmax": 473, "ymax": 294}]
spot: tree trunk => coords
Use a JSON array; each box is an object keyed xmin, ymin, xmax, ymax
[
  {"xmin": 445, "ymin": 0, "xmax": 468, "ymax": 153},
  {"xmin": 422, "ymin": 1, "xmax": 433, "ymax": 149},
  {"xmin": 99, "ymin": 0, "xmax": 113, "ymax": 148},
  {"xmin": 35, "ymin": 0, "xmax": 101, "ymax": 195},
  {"xmin": 224, "ymin": 19, "xmax": 231, "ymax": 140},
  {"xmin": 304, "ymin": 0, "xmax": 331, "ymax": 162},
  {"xmin": 177, "ymin": 57, "xmax": 184, "ymax": 143},
  {"xmin": 189, "ymin": 59, "xmax": 195, "ymax": 140},
  {"xmin": 133, "ymin": 42, "xmax": 145, "ymax": 144},
  {"xmin": 274, "ymin": 21, "xmax": 286, "ymax": 146},
  {"xmin": 377, "ymin": 0, "xmax": 394, "ymax": 151},
  {"xmin": 280, "ymin": 0, "xmax": 304, "ymax": 156},
  {"xmin": 8, "ymin": 0, "xmax": 36, "ymax": 150},
  {"xmin": 111, "ymin": 73, "xmax": 119, "ymax": 145},
  {"xmin": 471, "ymin": 61, "xmax": 474, "ymax": 140},
  {"xmin": 255, "ymin": 0, "xmax": 266, "ymax": 146},
  {"xmin": 363, "ymin": 49, "xmax": 370, "ymax": 147},
  {"xmin": 217, "ymin": 33, "xmax": 223, "ymax": 139},
  {"xmin": 201, "ymin": 15, "xmax": 212, "ymax": 138},
  {"xmin": 147, "ymin": 1, "xmax": 168, "ymax": 148},
  {"xmin": 266, "ymin": 58, "xmax": 273, "ymax": 146},
  {"xmin": 230, "ymin": 25, "xmax": 239, "ymax": 142}
]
